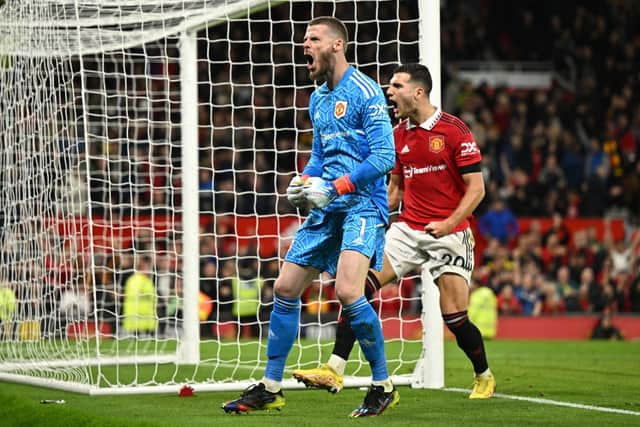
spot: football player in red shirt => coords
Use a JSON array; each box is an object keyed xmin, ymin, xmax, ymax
[{"xmin": 294, "ymin": 63, "xmax": 495, "ymax": 399}]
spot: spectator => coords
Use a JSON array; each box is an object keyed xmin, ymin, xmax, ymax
[
  {"xmin": 122, "ymin": 256, "xmax": 157, "ymax": 336},
  {"xmin": 590, "ymin": 311, "xmax": 623, "ymax": 340},
  {"xmin": 538, "ymin": 154, "xmax": 567, "ymax": 197},
  {"xmin": 200, "ymin": 260, "xmax": 218, "ymax": 305},
  {"xmin": 568, "ymin": 230, "xmax": 595, "ymax": 282},
  {"xmin": 504, "ymin": 168, "xmax": 540, "ymax": 216},
  {"xmin": 540, "ymin": 279, "xmax": 566, "ymax": 315},
  {"xmin": 199, "ymin": 260, "xmax": 218, "ymax": 337},
  {"xmin": 515, "ymin": 272, "xmax": 542, "ymax": 316},
  {"xmin": 540, "ymin": 233, "xmax": 568, "ymax": 275},
  {"xmin": 468, "ymin": 283, "xmax": 498, "ymax": 339},
  {"xmin": 0, "ymin": 278, "xmax": 16, "ymax": 339},
  {"xmin": 554, "ymin": 265, "xmax": 580, "ymax": 312},
  {"xmin": 496, "ymin": 284, "xmax": 522, "ymax": 315},
  {"xmin": 478, "ymin": 198, "xmax": 519, "ymax": 245},
  {"xmin": 117, "ymin": 249, "xmax": 135, "ymax": 297},
  {"xmin": 542, "ymin": 212, "xmax": 571, "ymax": 247},
  {"xmin": 612, "ymin": 272, "xmax": 631, "ymax": 312},
  {"xmin": 59, "ymin": 273, "xmax": 93, "ymax": 324},
  {"xmin": 578, "ymin": 267, "xmax": 596, "ymax": 311},
  {"xmin": 585, "ymin": 226, "xmax": 609, "ymax": 273},
  {"xmin": 580, "ymin": 164, "xmax": 610, "ymax": 217},
  {"xmin": 303, "ymin": 273, "xmax": 336, "ymax": 316},
  {"xmin": 166, "ymin": 275, "xmax": 183, "ymax": 335},
  {"xmin": 586, "ymin": 259, "xmax": 616, "ymax": 312},
  {"xmin": 231, "ymin": 257, "xmax": 263, "ymax": 338},
  {"xmin": 154, "ymin": 254, "xmax": 175, "ymax": 337},
  {"xmin": 607, "ymin": 238, "xmax": 632, "ymax": 276},
  {"xmin": 216, "ymin": 260, "xmax": 235, "ymax": 321},
  {"xmin": 94, "ymin": 264, "xmax": 118, "ymax": 336}
]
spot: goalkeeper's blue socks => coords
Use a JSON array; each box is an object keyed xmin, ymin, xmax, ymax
[
  {"xmin": 343, "ymin": 296, "xmax": 389, "ymax": 382},
  {"xmin": 265, "ymin": 294, "xmax": 301, "ymax": 383},
  {"xmin": 332, "ymin": 270, "xmax": 383, "ymax": 361}
]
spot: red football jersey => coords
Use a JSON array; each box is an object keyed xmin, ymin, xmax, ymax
[{"xmin": 392, "ymin": 109, "xmax": 482, "ymax": 232}]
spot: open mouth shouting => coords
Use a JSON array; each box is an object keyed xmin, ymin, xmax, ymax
[
  {"xmin": 387, "ymin": 97, "xmax": 399, "ymax": 118},
  {"xmin": 304, "ymin": 53, "xmax": 314, "ymax": 71},
  {"xmin": 304, "ymin": 52, "xmax": 321, "ymax": 80}
]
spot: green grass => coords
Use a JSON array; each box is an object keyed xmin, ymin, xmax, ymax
[
  {"xmin": 2, "ymin": 340, "xmax": 639, "ymax": 426},
  {"xmin": 1, "ymin": 336, "xmax": 422, "ymax": 385}
]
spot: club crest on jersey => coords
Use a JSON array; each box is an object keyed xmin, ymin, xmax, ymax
[
  {"xmin": 334, "ymin": 101, "xmax": 347, "ymax": 119},
  {"xmin": 429, "ymin": 136, "xmax": 445, "ymax": 153}
]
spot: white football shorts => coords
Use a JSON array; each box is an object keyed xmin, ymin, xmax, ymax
[{"xmin": 384, "ymin": 221, "xmax": 475, "ymax": 285}]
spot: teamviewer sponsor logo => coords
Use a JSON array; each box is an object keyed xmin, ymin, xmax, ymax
[{"xmin": 403, "ymin": 163, "xmax": 447, "ymax": 178}]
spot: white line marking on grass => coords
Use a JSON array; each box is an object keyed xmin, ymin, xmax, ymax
[{"xmin": 445, "ymin": 388, "xmax": 640, "ymax": 416}]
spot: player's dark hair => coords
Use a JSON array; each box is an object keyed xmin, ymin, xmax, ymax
[
  {"xmin": 393, "ymin": 63, "xmax": 433, "ymax": 95},
  {"xmin": 308, "ymin": 16, "xmax": 349, "ymax": 54}
]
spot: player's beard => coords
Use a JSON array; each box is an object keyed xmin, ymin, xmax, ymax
[{"xmin": 309, "ymin": 49, "xmax": 335, "ymax": 83}]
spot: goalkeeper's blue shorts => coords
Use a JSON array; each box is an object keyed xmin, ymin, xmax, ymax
[{"xmin": 284, "ymin": 208, "xmax": 385, "ymax": 276}]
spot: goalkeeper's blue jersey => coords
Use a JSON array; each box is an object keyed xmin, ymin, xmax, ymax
[{"xmin": 303, "ymin": 66, "xmax": 395, "ymax": 224}]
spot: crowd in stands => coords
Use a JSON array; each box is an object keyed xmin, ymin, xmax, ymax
[
  {"xmin": 437, "ymin": 0, "xmax": 640, "ymax": 316},
  {"xmin": 441, "ymin": 0, "xmax": 639, "ymax": 220},
  {"xmin": 13, "ymin": 1, "xmax": 639, "ymax": 335},
  {"xmin": 80, "ymin": 0, "xmax": 640, "ymax": 223},
  {"xmin": 475, "ymin": 215, "xmax": 640, "ymax": 316}
]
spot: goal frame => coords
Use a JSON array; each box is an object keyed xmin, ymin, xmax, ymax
[{"xmin": 0, "ymin": 0, "xmax": 443, "ymax": 394}]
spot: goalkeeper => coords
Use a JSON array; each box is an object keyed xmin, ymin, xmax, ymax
[
  {"xmin": 223, "ymin": 16, "xmax": 398, "ymax": 418},
  {"xmin": 293, "ymin": 63, "xmax": 496, "ymax": 399}
]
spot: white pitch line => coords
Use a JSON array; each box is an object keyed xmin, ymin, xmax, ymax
[{"xmin": 445, "ymin": 387, "xmax": 640, "ymax": 417}]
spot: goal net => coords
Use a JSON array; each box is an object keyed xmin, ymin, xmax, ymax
[{"xmin": 0, "ymin": 0, "xmax": 439, "ymax": 394}]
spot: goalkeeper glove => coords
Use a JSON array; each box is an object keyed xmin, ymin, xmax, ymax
[
  {"xmin": 286, "ymin": 175, "xmax": 309, "ymax": 208},
  {"xmin": 303, "ymin": 177, "xmax": 336, "ymax": 209},
  {"xmin": 303, "ymin": 175, "xmax": 355, "ymax": 209}
]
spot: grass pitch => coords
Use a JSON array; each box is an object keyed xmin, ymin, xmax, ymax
[{"xmin": 1, "ymin": 340, "xmax": 639, "ymax": 426}]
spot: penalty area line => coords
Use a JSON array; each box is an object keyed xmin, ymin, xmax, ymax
[{"xmin": 444, "ymin": 387, "xmax": 640, "ymax": 417}]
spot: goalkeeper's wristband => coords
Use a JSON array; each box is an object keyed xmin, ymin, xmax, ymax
[{"xmin": 333, "ymin": 175, "xmax": 356, "ymax": 196}]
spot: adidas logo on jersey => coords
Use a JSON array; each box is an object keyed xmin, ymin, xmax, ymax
[{"xmin": 400, "ymin": 145, "xmax": 410, "ymax": 154}]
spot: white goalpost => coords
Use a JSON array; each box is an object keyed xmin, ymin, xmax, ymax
[
  {"xmin": 0, "ymin": 0, "xmax": 443, "ymax": 395},
  {"xmin": 413, "ymin": 0, "xmax": 444, "ymax": 390}
]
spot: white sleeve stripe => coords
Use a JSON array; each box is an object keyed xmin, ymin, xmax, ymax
[
  {"xmin": 353, "ymin": 70, "xmax": 377, "ymax": 92},
  {"xmin": 352, "ymin": 71, "xmax": 378, "ymax": 96},
  {"xmin": 350, "ymin": 74, "xmax": 374, "ymax": 97},
  {"xmin": 349, "ymin": 76, "xmax": 373, "ymax": 99}
]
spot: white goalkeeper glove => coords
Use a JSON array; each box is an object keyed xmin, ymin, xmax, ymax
[
  {"xmin": 302, "ymin": 177, "xmax": 338, "ymax": 209},
  {"xmin": 286, "ymin": 175, "xmax": 309, "ymax": 208}
]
